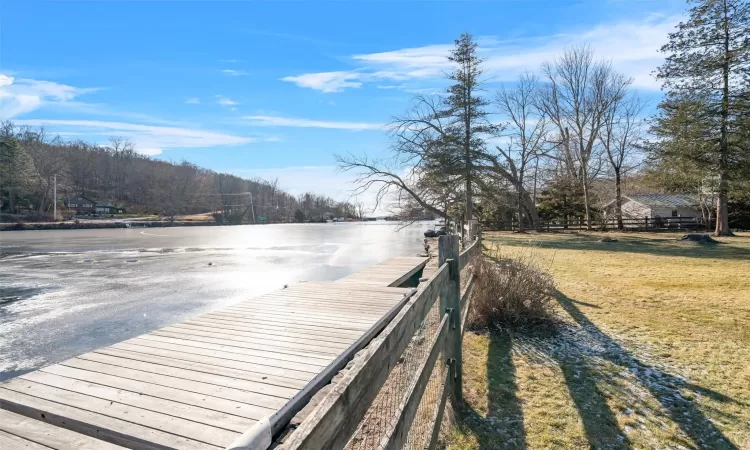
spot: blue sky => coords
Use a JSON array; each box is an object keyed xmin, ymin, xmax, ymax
[{"xmin": 1, "ymin": 0, "xmax": 684, "ymax": 207}]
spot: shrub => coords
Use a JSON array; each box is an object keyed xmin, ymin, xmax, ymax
[{"xmin": 468, "ymin": 247, "xmax": 556, "ymax": 329}]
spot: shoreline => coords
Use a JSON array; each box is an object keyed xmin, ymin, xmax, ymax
[
  {"xmin": 0, "ymin": 220, "xmax": 220, "ymax": 232},
  {"xmin": 0, "ymin": 219, "xmax": 391, "ymax": 232}
]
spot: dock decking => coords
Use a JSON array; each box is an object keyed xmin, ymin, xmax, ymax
[
  {"xmin": 335, "ymin": 256, "xmax": 428, "ymax": 287},
  {"xmin": 0, "ymin": 256, "xmax": 428, "ymax": 450}
]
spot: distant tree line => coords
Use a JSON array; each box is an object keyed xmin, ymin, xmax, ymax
[
  {"xmin": 0, "ymin": 122, "xmax": 358, "ymax": 223},
  {"xmin": 340, "ymin": 0, "xmax": 750, "ymax": 235}
]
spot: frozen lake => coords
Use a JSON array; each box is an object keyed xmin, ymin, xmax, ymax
[{"xmin": 0, "ymin": 222, "xmax": 430, "ymax": 380}]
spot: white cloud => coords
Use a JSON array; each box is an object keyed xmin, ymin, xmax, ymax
[
  {"xmin": 219, "ymin": 59, "xmax": 240, "ymax": 63},
  {"xmin": 185, "ymin": 97, "xmax": 200, "ymax": 104},
  {"xmin": 0, "ymin": 74, "xmax": 99, "ymax": 119},
  {"xmin": 244, "ymin": 115, "xmax": 383, "ymax": 131},
  {"xmin": 216, "ymin": 96, "xmax": 239, "ymax": 106},
  {"xmin": 14, "ymin": 119, "xmax": 255, "ymax": 156},
  {"xmin": 353, "ymin": 44, "xmax": 452, "ymax": 78},
  {"xmin": 221, "ymin": 69, "xmax": 248, "ymax": 76},
  {"xmin": 282, "ymin": 14, "xmax": 678, "ymax": 93},
  {"xmin": 281, "ymin": 71, "xmax": 363, "ymax": 93}
]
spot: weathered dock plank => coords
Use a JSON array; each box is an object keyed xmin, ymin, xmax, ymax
[
  {"xmin": 0, "ymin": 256, "xmax": 427, "ymax": 449},
  {"xmin": 0, "ymin": 409, "xmax": 126, "ymax": 449},
  {"xmin": 335, "ymin": 256, "xmax": 429, "ymax": 287}
]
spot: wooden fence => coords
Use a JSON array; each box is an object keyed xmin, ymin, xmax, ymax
[
  {"xmin": 280, "ymin": 235, "xmax": 482, "ymax": 450},
  {"xmin": 489, "ymin": 216, "xmax": 714, "ymax": 232}
]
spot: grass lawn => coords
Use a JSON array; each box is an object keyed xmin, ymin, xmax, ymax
[{"xmin": 447, "ymin": 231, "xmax": 750, "ymax": 449}]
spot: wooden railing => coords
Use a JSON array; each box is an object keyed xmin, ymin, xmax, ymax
[
  {"xmin": 280, "ymin": 235, "xmax": 481, "ymax": 450},
  {"xmin": 459, "ymin": 245, "xmax": 478, "ymax": 338}
]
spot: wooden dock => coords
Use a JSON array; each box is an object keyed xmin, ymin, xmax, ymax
[
  {"xmin": 335, "ymin": 256, "xmax": 428, "ymax": 287},
  {"xmin": 0, "ymin": 256, "xmax": 428, "ymax": 450}
]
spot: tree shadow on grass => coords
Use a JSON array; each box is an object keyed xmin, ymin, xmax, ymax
[
  {"xmin": 513, "ymin": 324, "xmax": 632, "ymax": 450},
  {"xmin": 558, "ymin": 355, "xmax": 631, "ymax": 449},
  {"xmin": 485, "ymin": 233, "xmax": 750, "ymax": 261},
  {"xmin": 455, "ymin": 330, "xmax": 527, "ymax": 449},
  {"xmin": 553, "ymin": 291, "xmax": 740, "ymax": 449},
  {"xmin": 454, "ymin": 280, "xmax": 741, "ymax": 448}
]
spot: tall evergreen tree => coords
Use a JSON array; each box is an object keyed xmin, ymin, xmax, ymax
[
  {"xmin": 442, "ymin": 33, "xmax": 495, "ymax": 236},
  {"xmin": 656, "ymin": 0, "xmax": 750, "ymax": 236},
  {"xmin": 0, "ymin": 131, "xmax": 34, "ymax": 214},
  {"xmin": 339, "ymin": 33, "xmax": 497, "ymax": 235}
]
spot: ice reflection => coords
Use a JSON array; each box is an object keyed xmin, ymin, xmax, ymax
[{"xmin": 0, "ymin": 222, "xmax": 431, "ymax": 380}]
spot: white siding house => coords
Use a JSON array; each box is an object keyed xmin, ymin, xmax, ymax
[{"xmin": 606, "ymin": 194, "xmax": 702, "ymax": 220}]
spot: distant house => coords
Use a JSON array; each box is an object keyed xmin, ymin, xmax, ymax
[
  {"xmin": 66, "ymin": 195, "xmax": 97, "ymax": 214},
  {"xmin": 66, "ymin": 196, "xmax": 122, "ymax": 215},
  {"xmin": 95, "ymin": 202, "xmax": 121, "ymax": 214},
  {"xmin": 605, "ymin": 194, "xmax": 702, "ymax": 219}
]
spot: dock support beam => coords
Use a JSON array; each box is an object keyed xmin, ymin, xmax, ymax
[{"xmin": 438, "ymin": 235, "xmax": 462, "ymax": 403}]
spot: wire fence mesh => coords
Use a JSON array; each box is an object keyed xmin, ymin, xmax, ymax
[
  {"xmin": 343, "ymin": 257, "xmax": 476, "ymax": 450},
  {"xmin": 345, "ymin": 285, "xmax": 445, "ymax": 449}
]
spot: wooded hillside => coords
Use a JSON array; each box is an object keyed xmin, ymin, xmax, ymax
[{"xmin": 0, "ymin": 122, "xmax": 357, "ymax": 223}]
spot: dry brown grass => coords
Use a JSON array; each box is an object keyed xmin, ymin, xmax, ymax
[{"xmin": 447, "ymin": 231, "xmax": 750, "ymax": 450}]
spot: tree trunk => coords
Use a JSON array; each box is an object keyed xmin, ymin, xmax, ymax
[
  {"xmin": 581, "ymin": 172, "xmax": 592, "ymax": 230},
  {"xmin": 463, "ymin": 60, "xmax": 474, "ymax": 238},
  {"xmin": 517, "ymin": 185, "xmax": 524, "ymax": 232},
  {"xmin": 38, "ymin": 179, "xmax": 50, "ymax": 215},
  {"xmin": 614, "ymin": 169, "xmax": 624, "ymax": 230},
  {"xmin": 521, "ymin": 190, "xmax": 541, "ymax": 230},
  {"xmin": 464, "ymin": 123, "xmax": 473, "ymax": 235},
  {"xmin": 715, "ymin": 1, "xmax": 733, "ymax": 237},
  {"xmin": 715, "ymin": 171, "xmax": 731, "ymax": 235}
]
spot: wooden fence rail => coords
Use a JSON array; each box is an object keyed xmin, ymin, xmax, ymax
[
  {"xmin": 460, "ymin": 272, "xmax": 476, "ymax": 337},
  {"xmin": 384, "ymin": 314, "xmax": 449, "ymax": 449},
  {"xmin": 279, "ymin": 235, "xmax": 482, "ymax": 450},
  {"xmin": 488, "ymin": 216, "xmax": 715, "ymax": 232}
]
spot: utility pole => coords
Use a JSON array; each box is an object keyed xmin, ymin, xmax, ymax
[{"xmin": 53, "ymin": 174, "xmax": 57, "ymax": 221}]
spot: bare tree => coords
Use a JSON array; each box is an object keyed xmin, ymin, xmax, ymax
[
  {"xmin": 599, "ymin": 93, "xmax": 647, "ymax": 229},
  {"xmin": 67, "ymin": 141, "xmax": 97, "ymax": 196},
  {"xmin": 539, "ymin": 46, "xmax": 631, "ymax": 229},
  {"xmin": 18, "ymin": 127, "xmax": 67, "ymax": 215},
  {"xmin": 109, "ymin": 137, "xmax": 136, "ymax": 201},
  {"xmin": 355, "ymin": 201, "xmax": 366, "ymax": 219},
  {"xmin": 495, "ymin": 73, "xmax": 550, "ymax": 231},
  {"xmin": 336, "ymin": 153, "xmax": 448, "ymax": 220},
  {"xmin": 266, "ymin": 177, "xmax": 280, "ymax": 220}
]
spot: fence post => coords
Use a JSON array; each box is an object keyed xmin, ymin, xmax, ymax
[{"xmin": 438, "ymin": 235, "xmax": 462, "ymax": 404}]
